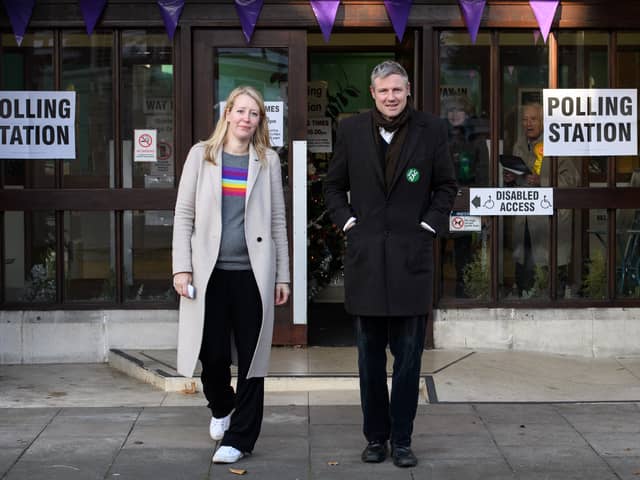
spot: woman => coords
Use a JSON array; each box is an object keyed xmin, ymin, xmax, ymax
[{"xmin": 172, "ymin": 86, "xmax": 290, "ymax": 464}]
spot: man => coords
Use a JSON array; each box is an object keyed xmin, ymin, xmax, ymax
[
  {"xmin": 323, "ymin": 60, "xmax": 457, "ymax": 468},
  {"xmin": 505, "ymin": 102, "xmax": 578, "ymax": 297}
]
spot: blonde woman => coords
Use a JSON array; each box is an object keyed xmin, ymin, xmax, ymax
[{"xmin": 172, "ymin": 86, "xmax": 290, "ymax": 464}]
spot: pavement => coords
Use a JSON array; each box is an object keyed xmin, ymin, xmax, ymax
[{"xmin": 2, "ymin": 350, "xmax": 640, "ymax": 479}]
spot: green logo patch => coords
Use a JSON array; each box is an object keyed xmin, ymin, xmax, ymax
[{"xmin": 406, "ymin": 168, "xmax": 420, "ymax": 183}]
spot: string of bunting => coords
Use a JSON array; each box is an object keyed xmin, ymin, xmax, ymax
[{"xmin": 1, "ymin": 1, "xmax": 561, "ymax": 46}]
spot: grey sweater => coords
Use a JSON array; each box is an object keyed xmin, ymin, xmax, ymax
[{"xmin": 216, "ymin": 151, "xmax": 251, "ymax": 270}]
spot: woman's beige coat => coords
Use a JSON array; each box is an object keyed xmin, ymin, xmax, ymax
[{"xmin": 172, "ymin": 142, "xmax": 289, "ymax": 379}]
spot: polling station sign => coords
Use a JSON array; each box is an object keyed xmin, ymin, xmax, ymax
[
  {"xmin": 543, "ymin": 89, "xmax": 637, "ymax": 157},
  {"xmin": 469, "ymin": 188, "xmax": 554, "ymax": 216},
  {"xmin": 0, "ymin": 91, "xmax": 76, "ymax": 159}
]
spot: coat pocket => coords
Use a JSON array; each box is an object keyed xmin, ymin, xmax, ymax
[
  {"xmin": 406, "ymin": 234, "xmax": 432, "ymax": 273},
  {"xmin": 344, "ymin": 229, "xmax": 364, "ymax": 267}
]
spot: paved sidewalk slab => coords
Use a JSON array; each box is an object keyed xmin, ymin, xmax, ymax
[
  {"xmin": 1, "ymin": 404, "xmax": 637, "ymax": 480},
  {"xmin": 432, "ymin": 351, "xmax": 640, "ymax": 402}
]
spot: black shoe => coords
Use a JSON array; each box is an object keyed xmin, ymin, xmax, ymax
[
  {"xmin": 361, "ymin": 441, "xmax": 388, "ymax": 463},
  {"xmin": 391, "ymin": 445, "xmax": 417, "ymax": 468}
]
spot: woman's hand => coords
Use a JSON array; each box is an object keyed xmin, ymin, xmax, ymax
[
  {"xmin": 173, "ymin": 272, "xmax": 193, "ymax": 297},
  {"xmin": 275, "ymin": 283, "xmax": 290, "ymax": 306}
]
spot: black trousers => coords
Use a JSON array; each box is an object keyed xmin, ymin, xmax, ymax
[
  {"xmin": 355, "ymin": 315, "xmax": 426, "ymax": 448},
  {"xmin": 199, "ymin": 268, "xmax": 264, "ymax": 453}
]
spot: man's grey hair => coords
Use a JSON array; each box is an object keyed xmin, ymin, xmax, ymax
[{"xmin": 370, "ymin": 60, "xmax": 409, "ymax": 88}]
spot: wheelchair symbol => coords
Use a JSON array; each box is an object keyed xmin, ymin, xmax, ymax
[
  {"xmin": 483, "ymin": 195, "xmax": 494, "ymax": 209},
  {"xmin": 540, "ymin": 195, "xmax": 552, "ymax": 209}
]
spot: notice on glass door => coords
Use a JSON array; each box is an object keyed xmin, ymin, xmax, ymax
[
  {"xmin": 265, "ymin": 102, "xmax": 283, "ymax": 147},
  {"xmin": 307, "ymin": 117, "xmax": 332, "ymax": 153},
  {"xmin": 134, "ymin": 129, "xmax": 157, "ymax": 162}
]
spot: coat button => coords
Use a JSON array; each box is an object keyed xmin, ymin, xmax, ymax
[{"xmin": 257, "ymin": 237, "xmax": 262, "ymax": 242}]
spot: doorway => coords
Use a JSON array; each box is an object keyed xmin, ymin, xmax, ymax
[
  {"xmin": 305, "ymin": 33, "xmax": 413, "ymax": 346},
  {"xmin": 191, "ymin": 29, "xmax": 416, "ymax": 346},
  {"xmin": 192, "ymin": 29, "xmax": 307, "ymax": 345}
]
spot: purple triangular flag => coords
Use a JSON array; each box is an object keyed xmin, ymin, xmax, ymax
[
  {"xmin": 157, "ymin": 0, "xmax": 185, "ymax": 40},
  {"xmin": 2, "ymin": 0, "xmax": 35, "ymax": 46},
  {"xmin": 533, "ymin": 29, "xmax": 541, "ymax": 44},
  {"xmin": 235, "ymin": 0, "xmax": 265, "ymax": 43},
  {"xmin": 529, "ymin": 0, "xmax": 559, "ymax": 44},
  {"xmin": 79, "ymin": 0, "xmax": 107, "ymax": 36},
  {"xmin": 458, "ymin": 0, "xmax": 485, "ymax": 45},
  {"xmin": 383, "ymin": 0, "xmax": 412, "ymax": 42},
  {"xmin": 310, "ymin": 0, "xmax": 340, "ymax": 43}
]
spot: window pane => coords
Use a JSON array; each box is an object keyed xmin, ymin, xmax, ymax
[
  {"xmin": 441, "ymin": 218, "xmax": 492, "ymax": 300},
  {"xmin": 307, "ymin": 51, "xmax": 391, "ymax": 302},
  {"xmin": 439, "ymin": 32, "xmax": 491, "ymax": 299},
  {"xmin": 123, "ymin": 210, "xmax": 175, "ymax": 302},
  {"xmin": 573, "ymin": 209, "xmax": 609, "ymax": 300},
  {"xmin": 616, "ymin": 33, "xmax": 640, "ymax": 186},
  {"xmin": 1, "ymin": 32, "xmax": 55, "ymax": 188},
  {"xmin": 617, "ymin": 207, "xmax": 640, "ymax": 299},
  {"xmin": 558, "ymin": 31, "xmax": 608, "ymax": 187},
  {"xmin": 61, "ymin": 32, "xmax": 114, "ymax": 188},
  {"xmin": 215, "ymin": 47, "xmax": 289, "ymax": 180},
  {"xmin": 4, "ymin": 211, "xmax": 56, "ymax": 302},
  {"xmin": 121, "ymin": 31, "xmax": 174, "ymax": 189},
  {"xmin": 499, "ymin": 33, "xmax": 549, "ymax": 299},
  {"xmin": 64, "ymin": 211, "xmax": 115, "ymax": 302}
]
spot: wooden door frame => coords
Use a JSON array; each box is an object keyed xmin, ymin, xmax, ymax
[{"xmin": 191, "ymin": 29, "xmax": 307, "ymax": 345}]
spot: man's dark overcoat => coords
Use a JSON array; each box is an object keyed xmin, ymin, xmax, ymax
[{"xmin": 323, "ymin": 109, "xmax": 457, "ymax": 316}]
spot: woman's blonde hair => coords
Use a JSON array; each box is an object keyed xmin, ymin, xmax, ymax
[{"xmin": 203, "ymin": 86, "xmax": 271, "ymax": 165}]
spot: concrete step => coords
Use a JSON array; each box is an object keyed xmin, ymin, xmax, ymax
[
  {"xmin": 108, "ymin": 348, "xmax": 434, "ymax": 395},
  {"xmin": 109, "ymin": 348, "xmax": 369, "ymax": 393}
]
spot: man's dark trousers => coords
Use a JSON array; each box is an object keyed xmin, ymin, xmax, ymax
[{"xmin": 356, "ymin": 315, "xmax": 426, "ymax": 448}]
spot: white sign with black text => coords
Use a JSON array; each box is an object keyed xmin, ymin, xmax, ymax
[
  {"xmin": 0, "ymin": 91, "xmax": 76, "ymax": 159},
  {"xmin": 307, "ymin": 117, "xmax": 332, "ymax": 153},
  {"xmin": 134, "ymin": 129, "xmax": 157, "ymax": 162},
  {"xmin": 543, "ymin": 88, "xmax": 638, "ymax": 156},
  {"xmin": 469, "ymin": 188, "xmax": 554, "ymax": 216},
  {"xmin": 264, "ymin": 101, "xmax": 284, "ymax": 147}
]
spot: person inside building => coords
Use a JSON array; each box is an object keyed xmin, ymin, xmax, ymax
[
  {"xmin": 504, "ymin": 102, "xmax": 579, "ymax": 297},
  {"xmin": 443, "ymin": 94, "xmax": 489, "ymax": 297},
  {"xmin": 172, "ymin": 86, "xmax": 290, "ymax": 464},
  {"xmin": 323, "ymin": 60, "xmax": 457, "ymax": 468}
]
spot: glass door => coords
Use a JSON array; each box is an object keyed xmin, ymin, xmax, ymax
[{"xmin": 193, "ymin": 30, "xmax": 307, "ymax": 344}]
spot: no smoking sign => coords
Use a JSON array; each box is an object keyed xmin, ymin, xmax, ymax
[
  {"xmin": 138, "ymin": 133, "xmax": 153, "ymax": 148},
  {"xmin": 134, "ymin": 129, "xmax": 157, "ymax": 162},
  {"xmin": 449, "ymin": 211, "xmax": 482, "ymax": 233}
]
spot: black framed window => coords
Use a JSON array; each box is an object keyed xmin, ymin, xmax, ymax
[
  {"xmin": 436, "ymin": 29, "xmax": 640, "ymax": 306},
  {"xmin": 1, "ymin": 29, "xmax": 176, "ymax": 307}
]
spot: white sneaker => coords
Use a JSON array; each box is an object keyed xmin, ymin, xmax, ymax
[
  {"xmin": 209, "ymin": 414, "xmax": 231, "ymax": 441},
  {"xmin": 212, "ymin": 445, "xmax": 244, "ymax": 464}
]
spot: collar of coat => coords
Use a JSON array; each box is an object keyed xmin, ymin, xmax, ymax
[{"xmin": 366, "ymin": 109, "xmax": 428, "ymax": 195}]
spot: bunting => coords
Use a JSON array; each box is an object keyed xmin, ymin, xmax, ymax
[
  {"xmin": 310, "ymin": 0, "xmax": 340, "ymax": 43},
  {"xmin": 529, "ymin": 0, "xmax": 559, "ymax": 44},
  {"xmin": 458, "ymin": 0, "xmax": 485, "ymax": 45},
  {"xmin": 235, "ymin": 0, "xmax": 264, "ymax": 43},
  {"xmin": 157, "ymin": 0, "xmax": 185, "ymax": 40},
  {"xmin": 79, "ymin": 0, "xmax": 107, "ymax": 35},
  {"xmin": 2, "ymin": 0, "xmax": 35, "ymax": 46},
  {"xmin": 2, "ymin": 0, "xmax": 563, "ymax": 49},
  {"xmin": 383, "ymin": 0, "xmax": 412, "ymax": 42}
]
